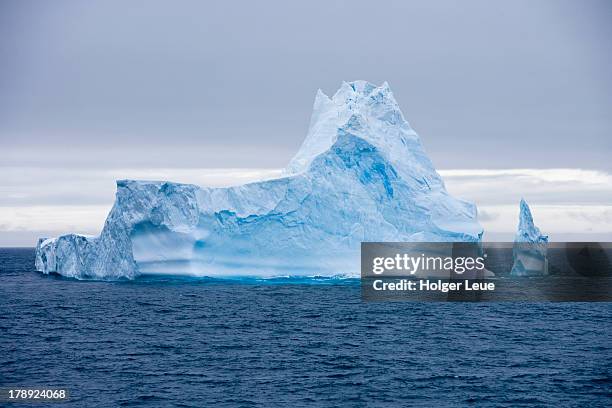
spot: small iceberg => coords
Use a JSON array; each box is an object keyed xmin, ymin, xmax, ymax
[{"xmin": 511, "ymin": 199, "xmax": 549, "ymax": 277}]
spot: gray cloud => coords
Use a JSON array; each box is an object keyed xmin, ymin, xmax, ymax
[
  {"xmin": 1, "ymin": 0, "xmax": 611, "ymax": 170},
  {"xmin": 476, "ymin": 210, "xmax": 500, "ymax": 223}
]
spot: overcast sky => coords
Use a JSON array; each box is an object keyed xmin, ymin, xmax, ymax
[{"xmin": 0, "ymin": 0, "xmax": 611, "ymax": 245}]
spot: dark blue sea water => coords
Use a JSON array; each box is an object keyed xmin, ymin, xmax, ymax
[{"xmin": 1, "ymin": 248, "xmax": 610, "ymax": 407}]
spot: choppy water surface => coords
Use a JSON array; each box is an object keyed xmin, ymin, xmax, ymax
[{"xmin": 1, "ymin": 248, "xmax": 610, "ymax": 407}]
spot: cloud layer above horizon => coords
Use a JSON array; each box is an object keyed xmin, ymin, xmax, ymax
[{"xmin": 1, "ymin": 167, "xmax": 610, "ymax": 246}]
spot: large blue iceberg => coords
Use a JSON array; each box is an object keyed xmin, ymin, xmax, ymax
[
  {"xmin": 35, "ymin": 81, "xmax": 482, "ymax": 279},
  {"xmin": 511, "ymin": 199, "xmax": 549, "ymax": 276}
]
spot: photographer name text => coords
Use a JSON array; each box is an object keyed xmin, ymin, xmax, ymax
[{"xmin": 372, "ymin": 279, "xmax": 495, "ymax": 293}]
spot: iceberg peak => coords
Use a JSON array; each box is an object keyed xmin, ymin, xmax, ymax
[
  {"xmin": 516, "ymin": 198, "xmax": 548, "ymax": 243},
  {"xmin": 286, "ymin": 81, "xmax": 430, "ymax": 181},
  {"xmin": 330, "ymin": 80, "xmax": 398, "ymax": 112}
]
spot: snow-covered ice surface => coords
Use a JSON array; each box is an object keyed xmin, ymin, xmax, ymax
[
  {"xmin": 35, "ymin": 81, "xmax": 482, "ymax": 279},
  {"xmin": 511, "ymin": 199, "xmax": 549, "ymax": 276}
]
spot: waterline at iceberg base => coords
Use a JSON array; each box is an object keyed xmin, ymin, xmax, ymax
[{"xmin": 35, "ymin": 81, "xmax": 482, "ymax": 279}]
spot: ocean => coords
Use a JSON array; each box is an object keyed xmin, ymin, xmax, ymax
[{"xmin": 1, "ymin": 248, "xmax": 610, "ymax": 407}]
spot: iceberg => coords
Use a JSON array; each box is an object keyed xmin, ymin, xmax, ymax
[
  {"xmin": 510, "ymin": 199, "xmax": 549, "ymax": 276},
  {"xmin": 35, "ymin": 81, "xmax": 482, "ymax": 279}
]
